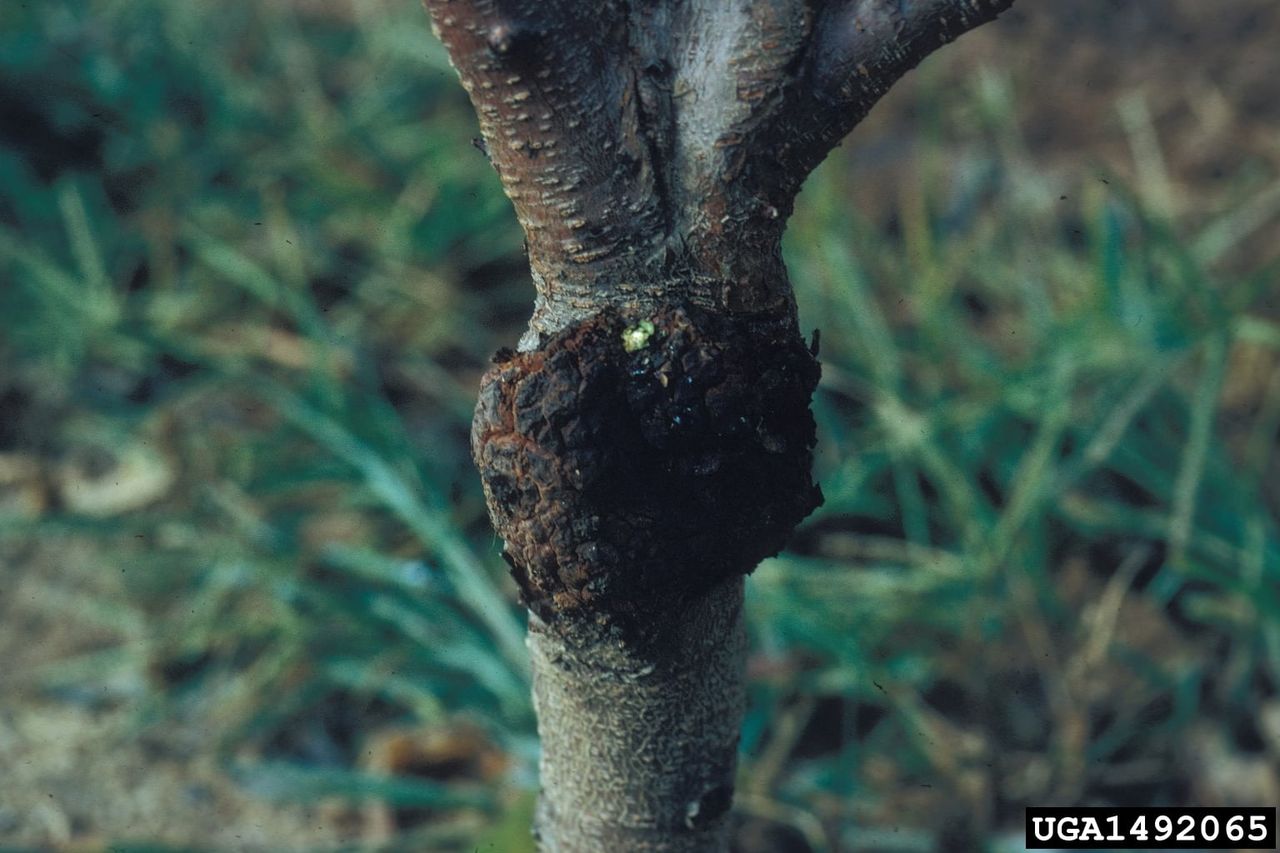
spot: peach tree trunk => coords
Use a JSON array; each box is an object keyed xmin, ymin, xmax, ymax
[{"xmin": 422, "ymin": 1, "xmax": 1015, "ymax": 849}]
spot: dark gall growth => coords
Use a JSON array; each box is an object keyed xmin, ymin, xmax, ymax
[{"xmin": 472, "ymin": 306, "xmax": 822, "ymax": 629}]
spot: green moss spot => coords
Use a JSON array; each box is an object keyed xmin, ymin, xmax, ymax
[{"xmin": 621, "ymin": 319, "xmax": 656, "ymax": 353}]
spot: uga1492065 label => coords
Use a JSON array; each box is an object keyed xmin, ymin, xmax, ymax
[{"xmin": 1025, "ymin": 807, "xmax": 1276, "ymax": 849}]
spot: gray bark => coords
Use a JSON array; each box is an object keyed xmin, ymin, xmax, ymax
[
  {"xmin": 529, "ymin": 580, "xmax": 746, "ymax": 851},
  {"xmin": 422, "ymin": 1, "xmax": 1015, "ymax": 850}
]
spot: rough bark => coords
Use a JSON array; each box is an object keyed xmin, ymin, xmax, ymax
[
  {"xmin": 472, "ymin": 305, "xmax": 821, "ymax": 626},
  {"xmin": 422, "ymin": 1, "xmax": 1015, "ymax": 850}
]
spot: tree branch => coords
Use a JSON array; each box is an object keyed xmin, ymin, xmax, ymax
[
  {"xmin": 799, "ymin": 0, "xmax": 1016, "ymax": 179},
  {"xmin": 704, "ymin": 0, "xmax": 1017, "ymax": 230},
  {"xmin": 425, "ymin": 1, "xmax": 673, "ymax": 338}
]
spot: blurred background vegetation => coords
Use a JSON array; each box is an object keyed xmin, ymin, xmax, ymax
[{"xmin": 1, "ymin": 1, "xmax": 1278, "ymax": 851}]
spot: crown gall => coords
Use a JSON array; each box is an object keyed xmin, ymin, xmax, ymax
[{"xmin": 471, "ymin": 306, "xmax": 822, "ymax": 629}]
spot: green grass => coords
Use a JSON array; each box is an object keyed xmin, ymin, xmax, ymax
[{"xmin": 2, "ymin": 1, "xmax": 1279, "ymax": 851}]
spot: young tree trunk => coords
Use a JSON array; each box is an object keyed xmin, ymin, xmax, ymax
[
  {"xmin": 423, "ymin": 1, "xmax": 1015, "ymax": 849},
  {"xmin": 528, "ymin": 579, "xmax": 746, "ymax": 851}
]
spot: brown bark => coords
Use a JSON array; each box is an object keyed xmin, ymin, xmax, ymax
[{"xmin": 422, "ymin": 1, "xmax": 1015, "ymax": 849}]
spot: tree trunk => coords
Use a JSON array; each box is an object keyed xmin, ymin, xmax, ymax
[
  {"xmin": 421, "ymin": 1, "xmax": 1016, "ymax": 849},
  {"xmin": 529, "ymin": 579, "xmax": 745, "ymax": 851}
]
